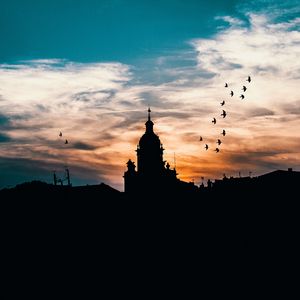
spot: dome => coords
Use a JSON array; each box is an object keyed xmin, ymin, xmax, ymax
[{"xmin": 139, "ymin": 131, "xmax": 161, "ymax": 148}]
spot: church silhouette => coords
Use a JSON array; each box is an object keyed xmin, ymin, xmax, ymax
[
  {"xmin": 1, "ymin": 108, "xmax": 299, "ymax": 201},
  {"xmin": 124, "ymin": 109, "xmax": 197, "ymax": 195}
]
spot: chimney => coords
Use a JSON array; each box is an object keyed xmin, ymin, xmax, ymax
[{"xmin": 288, "ymin": 168, "xmax": 293, "ymax": 172}]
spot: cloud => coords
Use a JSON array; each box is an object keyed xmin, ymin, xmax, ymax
[
  {"xmin": 72, "ymin": 89, "xmax": 117, "ymax": 103},
  {"xmin": 192, "ymin": 14, "xmax": 300, "ymax": 80},
  {"xmin": 0, "ymin": 133, "xmax": 10, "ymax": 142},
  {"xmin": 0, "ymin": 3, "xmax": 300, "ymax": 190},
  {"xmin": 246, "ymin": 107, "xmax": 275, "ymax": 118},
  {"xmin": 72, "ymin": 142, "xmax": 97, "ymax": 151},
  {"xmin": 0, "ymin": 113, "xmax": 9, "ymax": 125},
  {"xmin": 215, "ymin": 16, "xmax": 245, "ymax": 27},
  {"xmin": 280, "ymin": 100, "xmax": 300, "ymax": 115}
]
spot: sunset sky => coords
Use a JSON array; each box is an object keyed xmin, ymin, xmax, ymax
[{"xmin": 0, "ymin": 0, "xmax": 299, "ymax": 190}]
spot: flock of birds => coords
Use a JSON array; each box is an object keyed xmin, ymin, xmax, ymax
[
  {"xmin": 59, "ymin": 131, "xmax": 68, "ymax": 144},
  {"xmin": 199, "ymin": 76, "xmax": 252, "ymax": 153}
]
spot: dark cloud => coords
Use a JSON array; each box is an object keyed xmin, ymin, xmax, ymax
[
  {"xmin": 254, "ymin": 65, "xmax": 279, "ymax": 74},
  {"xmin": 247, "ymin": 107, "xmax": 275, "ymax": 117},
  {"xmin": 4, "ymin": 120, "xmax": 54, "ymax": 131},
  {"xmin": 225, "ymin": 62, "xmax": 243, "ymax": 69},
  {"xmin": 223, "ymin": 142, "xmax": 300, "ymax": 175},
  {"xmin": 35, "ymin": 104, "xmax": 50, "ymax": 113},
  {"xmin": 0, "ymin": 113, "xmax": 10, "ymax": 125},
  {"xmin": 139, "ymin": 91, "xmax": 171, "ymax": 109},
  {"xmin": 0, "ymin": 133, "xmax": 11, "ymax": 142},
  {"xmin": 225, "ymin": 151, "xmax": 286, "ymax": 173},
  {"xmin": 281, "ymin": 100, "xmax": 300, "ymax": 115},
  {"xmin": 98, "ymin": 132, "xmax": 116, "ymax": 141},
  {"xmin": 72, "ymin": 142, "xmax": 97, "ymax": 151},
  {"xmin": 206, "ymin": 54, "xmax": 243, "ymax": 70},
  {"xmin": 118, "ymin": 100, "xmax": 137, "ymax": 107},
  {"xmin": 0, "ymin": 112, "xmax": 46, "ymax": 132},
  {"xmin": 72, "ymin": 89, "xmax": 117, "ymax": 103},
  {"xmin": 228, "ymin": 150, "xmax": 282, "ymax": 162}
]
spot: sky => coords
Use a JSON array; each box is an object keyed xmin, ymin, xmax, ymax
[{"xmin": 0, "ymin": 0, "xmax": 300, "ymax": 190}]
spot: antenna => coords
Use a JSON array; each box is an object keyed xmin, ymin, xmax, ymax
[
  {"xmin": 53, "ymin": 171, "xmax": 57, "ymax": 186},
  {"xmin": 65, "ymin": 166, "xmax": 71, "ymax": 186}
]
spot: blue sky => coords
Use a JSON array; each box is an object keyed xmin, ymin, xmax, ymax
[
  {"xmin": 0, "ymin": 0, "xmax": 300, "ymax": 189},
  {"xmin": 0, "ymin": 0, "xmax": 240, "ymax": 64}
]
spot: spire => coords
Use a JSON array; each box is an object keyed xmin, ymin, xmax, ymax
[{"xmin": 145, "ymin": 107, "xmax": 154, "ymax": 133}]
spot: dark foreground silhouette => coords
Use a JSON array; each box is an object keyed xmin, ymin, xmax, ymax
[
  {"xmin": 1, "ymin": 167, "xmax": 299, "ymax": 200},
  {"xmin": 1, "ymin": 169, "xmax": 299, "ymax": 254},
  {"xmin": 1, "ymin": 170, "xmax": 299, "ymax": 287}
]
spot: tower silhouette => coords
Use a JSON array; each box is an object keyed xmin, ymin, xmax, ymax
[
  {"xmin": 136, "ymin": 108, "xmax": 165, "ymax": 176},
  {"xmin": 124, "ymin": 109, "xmax": 196, "ymax": 195}
]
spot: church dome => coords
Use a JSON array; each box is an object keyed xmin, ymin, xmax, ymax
[{"xmin": 139, "ymin": 131, "xmax": 161, "ymax": 148}]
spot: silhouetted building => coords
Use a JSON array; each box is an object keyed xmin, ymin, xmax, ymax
[
  {"xmin": 204, "ymin": 167, "xmax": 300, "ymax": 197},
  {"xmin": 124, "ymin": 109, "xmax": 197, "ymax": 195},
  {"xmin": 256, "ymin": 168, "xmax": 300, "ymax": 191}
]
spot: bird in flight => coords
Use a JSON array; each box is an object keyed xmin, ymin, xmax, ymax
[
  {"xmin": 221, "ymin": 110, "xmax": 227, "ymax": 118},
  {"xmin": 242, "ymin": 86, "xmax": 247, "ymax": 92},
  {"xmin": 59, "ymin": 132, "xmax": 62, "ymax": 137},
  {"xmin": 217, "ymin": 139, "xmax": 222, "ymax": 145},
  {"xmin": 205, "ymin": 144, "xmax": 209, "ymax": 150},
  {"xmin": 199, "ymin": 136, "xmax": 203, "ymax": 141},
  {"xmin": 215, "ymin": 148, "xmax": 220, "ymax": 153},
  {"xmin": 230, "ymin": 91, "xmax": 234, "ymax": 97},
  {"xmin": 65, "ymin": 139, "xmax": 68, "ymax": 144},
  {"xmin": 212, "ymin": 118, "xmax": 216, "ymax": 124},
  {"xmin": 221, "ymin": 129, "xmax": 226, "ymax": 136},
  {"xmin": 220, "ymin": 100, "xmax": 225, "ymax": 106},
  {"xmin": 225, "ymin": 83, "xmax": 228, "ymax": 88},
  {"xmin": 240, "ymin": 94, "xmax": 245, "ymax": 100},
  {"xmin": 247, "ymin": 76, "xmax": 251, "ymax": 83}
]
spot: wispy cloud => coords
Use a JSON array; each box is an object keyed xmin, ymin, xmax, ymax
[{"xmin": 215, "ymin": 15, "xmax": 245, "ymax": 27}]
